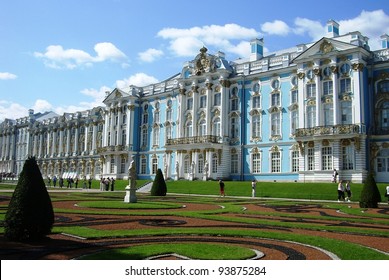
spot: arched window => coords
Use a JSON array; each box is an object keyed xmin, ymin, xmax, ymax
[
  {"xmin": 212, "ymin": 117, "xmax": 221, "ymax": 137},
  {"xmin": 378, "ymin": 80, "xmax": 389, "ymax": 93},
  {"xmin": 378, "ymin": 101, "xmax": 389, "ymax": 133},
  {"xmin": 198, "ymin": 119, "xmax": 206, "ymax": 136},
  {"xmin": 185, "ymin": 121, "xmax": 193, "ymax": 137}
]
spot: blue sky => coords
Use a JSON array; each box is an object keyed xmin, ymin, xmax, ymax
[{"xmin": 1, "ymin": 0, "xmax": 388, "ymax": 121}]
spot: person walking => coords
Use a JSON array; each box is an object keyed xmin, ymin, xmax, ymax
[
  {"xmin": 110, "ymin": 177, "xmax": 115, "ymax": 191},
  {"xmin": 53, "ymin": 176, "xmax": 57, "ymax": 187},
  {"xmin": 88, "ymin": 178, "xmax": 92, "ymax": 189},
  {"xmin": 337, "ymin": 180, "xmax": 345, "ymax": 202},
  {"xmin": 345, "ymin": 181, "xmax": 352, "ymax": 202},
  {"xmin": 219, "ymin": 180, "xmax": 225, "ymax": 197},
  {"xmin": 332, "ymin": 169, "xmax": 339, "ymax": 183},
  {"xmin": 251, "ymin": 179, "xmax": 257, "ymax": 198},
  {"xmin": 385, "ymin": 185, "xmax": 389, "ymax": 204}
]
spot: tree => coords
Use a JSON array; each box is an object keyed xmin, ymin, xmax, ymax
[
  {"xmin": 359, "ymin": 173, "xmax": 381, "ymax": 208},
  {"xmin": 4, "ymin": 157, "xmax": 54, "ymax": 241},
  {"xmin": 150, "ymin": 169, "xmax": 167, "ymax": 196}
]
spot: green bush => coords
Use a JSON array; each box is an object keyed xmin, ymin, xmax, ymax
[
  {"xmin": 150, "ymin": 169, "xmax": 167, "ymax": 196},
  {"xmin": 359, "ymin": 173, "xmax": 381, "ymax": 208},
  {"xmin": 4, "ymin": 157, "xmax": 54, "ymax": 241}
]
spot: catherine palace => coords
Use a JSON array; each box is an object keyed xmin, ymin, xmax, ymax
[{"xmin": 1, "ymin": 20, "xmax": 389, "ymax": 183}]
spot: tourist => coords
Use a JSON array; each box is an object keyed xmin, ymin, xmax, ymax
[
  {"xmin": 251, "ymin": 179, "xmax": 257, "ymax": 198},
  {"xmin": 332, "ymin": 169, "xmax": 338, "ymax": 183},
  {"xmin": 337, "ymin": 180, "xmax": 345, "ymax": 202},
  {"xmin": 345, "ymin": 181, "xmax": 352, "ymax": 202},
  {"xmin": 219, "ymin": 180, "xmax": 225, "ymax": 197}
]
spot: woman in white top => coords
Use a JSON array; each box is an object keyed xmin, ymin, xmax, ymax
[{"xmin": 337, "ymin": 180, "xmax": 345, "ymax": 202}]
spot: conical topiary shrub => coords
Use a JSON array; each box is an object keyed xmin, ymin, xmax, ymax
[
  {"xmin": 4, "ymin": 157, "xmax": 54, "ymax": 241},
  {"xmin": 359, "ymin": 173, "xmax": 381, "ymax": 208},
  {"xmin": 150, "ymin": 168, "xmax": 167, "ymax": 196}
]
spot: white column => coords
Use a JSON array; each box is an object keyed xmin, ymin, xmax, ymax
[
  {"xmin": 92, "ymin": 123, "xmax": 97, "ymax": 152},
  {"xmin": 314, "ymin": 69, "xmax": 321, "ymax": 126},
  {"xmin": 59, "ymin": 128, "xmax": 64, "ymax": 156},
  {"xmin": 332, "ymin": 65, "xmax": 340, "ymax": 125},
  {"xmin": 206, "ymin": 82, "xmax": 213, "ymax": 135},
  {"xmin": 352, "ymin": 63, "xmax": 364, "ymax": 124}
]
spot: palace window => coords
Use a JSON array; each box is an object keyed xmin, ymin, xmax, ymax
[
  {"xmin": 377, "ymin": 149, "xmax": 389, "ymax": 172},
  {"xmin": 212, "ymin": 117, "xmax": 221, "ymax": 137},
  {"xmin": 166, "ymin": 109, "xmax": 172, "ymax": 122},
  {"xmin": 291, "ymin": 150, "xmax": 299, "ymax": 172},
  {"xmin": 121, "ymin": 129, "xmax": 126, "ymax": 145},
  {"xmin": 341, "ymin": 101, "xmax": 352, "ymax": 124},
  {"xmin": 214, "ymin": 93, "xmax": 221, "ymax": 106},
  {"xmin": 152, "ymin": 157, "xmax": 158, "ymax": 174},
  {"xmin": 184, "ymin": 155, "xmax": 190, "ymax": 174},
  {"xmin": 252, "ymin": 153, "xmax": 261, "ymax": 173},
  {"xmin": 186, "ymin": 98, "xmax": 193, "ymax": 110},
  {"xmin": 165, "ymin": 125, "xmax": 172, "ymax": 143},
  {"xmin": 153, "ymin": 126, "xmax": 160, "ymax": 146},
  {"xmin": 342, "ymin": 145, "xmax": 355, "ymax": 170},
  {"xmin": 230, "ymin": 87, "xmax": 239, "ymax": 111},
  {"xmin": 307, "ymin": 147, "xmax": 315, "ymax": 171},
  {"xmin": 252, "ymin": 95, "xmax": 261, "ymax": 108},
  {"xmin": 198, "ymin": 119, "xmax": 206, "ymax": 136},
  {"xmin": 378, "ymin": 101, "xmax": 389, "ymax": 132},
  {"xmin": 198, "ymin": 155, "xmax": 204, "ymax": 174},
  {"xmin": 110, "ymin": 157, "xmax": 115, "ymax": 173},
  {"xmin": 141, "ymin": 127, "xmax": 148, "ymax": 147},
  {"xmin": 321, "ymin": 146, "xmax": 333, "ymax": 170},
  {"xmin": 231, "ymin": 153, "xmax": 238, "ymax": 174},
  {"xmin": 230, "ymin": 116, "xmax": 238, "ymax": 139},
  {"xmin": 141, "ymin": 157, "xmax": 147, "ymax": 174},
  {"xmin": 323, "ymin": 80, "xmax": 333, "ymax": 96},
  {"xmin": 200, "ymin": 95, "xmax": 207, "ymax": 108},
  {"xmin": 306, "ymin": 84, "xmax": 316, "ymax": 98},
  {"xmin": 212, "ymin": 154, "xmax": 218, "ymax": 173},
  {"xmin": 120, "ymin": 157, "xmax": 126, "ymax": 174},
  {"xmin": 378, "ymin": 80, "xmax": 389, "ymax": 93},
  {"xmin": 323, "ymin": 103, "xmax": 334, "ymax": 126},
  {"xmin": 291, "ymin": 110, "xmax": 298, "ymax": 134},
  {"xmin": 271, "ymin": 93, "xmax": 280, "ymax": 107},
  {"xmin": 185, "ymin": 121, "xmax": 193, "ymax": 137},
  {"xmin": 252, "ymin": 113, "xmax": 261, "ymax": 138},
  {"xmin": 307, "ymin": 106, "xmax": 316, "ymax": 128},
  {"xmin": 271, "ymin": 112, "xmax": 281, "ymax": 136},
  {"xmin": 340, "ymin": 78, "xmax": 351, "ymax": 94},
  {"xmin": 271, "ymin": 151, "xmax": 281, "ymax": 173},
  {"xmin": 291, "ymin": 89, "xmax": 298, "ymax": 104}
]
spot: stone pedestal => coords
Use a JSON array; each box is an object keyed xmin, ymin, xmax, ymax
[{"xmin": 124, "ymin": 185, "xmax": 137, "ymax": 203}]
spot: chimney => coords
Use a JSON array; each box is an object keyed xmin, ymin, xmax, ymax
[
  {"xmin": 326, "ymin": 20, "xmax": 339, "ymax": 38},
  {"xmin": 381, "ymin": 34, "xmax": 389, "ymax": 49},
  {"xmin": 250, "ymin": 38, "xmax": 264, "ymax": 61}
]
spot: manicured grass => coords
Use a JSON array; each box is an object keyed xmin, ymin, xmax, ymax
[
  {"xmin": 79, "ymin": 243, "xmax": 257, "ymax": 260},
  {"xmin": 77, "ymin": 200, "xmax": 183, "ymax": 209},
  {"xmin": 166, "ymin": 180, "xmax": 389, "ymax": 201}
]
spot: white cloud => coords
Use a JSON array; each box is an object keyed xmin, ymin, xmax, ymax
[
  {"xmin": 0, "ymin": 101, "xmax": 27, "ymax": 121},
  {"xmin": 338, "ymin": 10, "xmax": 389, "ymax": 50},
  {"xmin": 0, "ymin": 72, "xmax": 17, "ymax": 80},
  {"xmin": 157, "ymin": 23, "xmax": 260, "ymax": 57},
  {"xmin": 34, "ymin": 42, "xmax": 128, "ymax": 69},
  {"xmin": 293, "ymin": 18, "xmax": 326, "ymax": 41},
  {"xmin": 261, "ymin": 20, "xmax": 291, "ymax": 36},
  {"xmin": 116, "ymin": 73, "xmax": 159, "ymax": 88},
  {"xmin": 32, "ymin": 99, "xmax": 53, "ymax": 112},
  {"xmin": 138, "ymin": 48, "xmax": 164, "ymax": 62}
]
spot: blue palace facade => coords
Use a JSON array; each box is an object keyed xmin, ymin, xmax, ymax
[{"xmin": 1, "ymin": 21, "xmax": 389, "ymax": 183}]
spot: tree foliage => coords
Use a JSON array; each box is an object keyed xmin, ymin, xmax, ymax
[
  {"xmin": 359, "ymin": 173, "xmax": 381, "ymax": 208},
  {"xmin": 150, "ymin": 169, "xmax": 167, "ymax": 196},
  {"xmin": 4, "ymin": 157, "xmax": 54, "ymax": 241}
]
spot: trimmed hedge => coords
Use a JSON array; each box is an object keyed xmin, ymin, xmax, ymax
[{"xmin": 4, "ymin": 157, "xmax": 54, "ymax": 241}]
